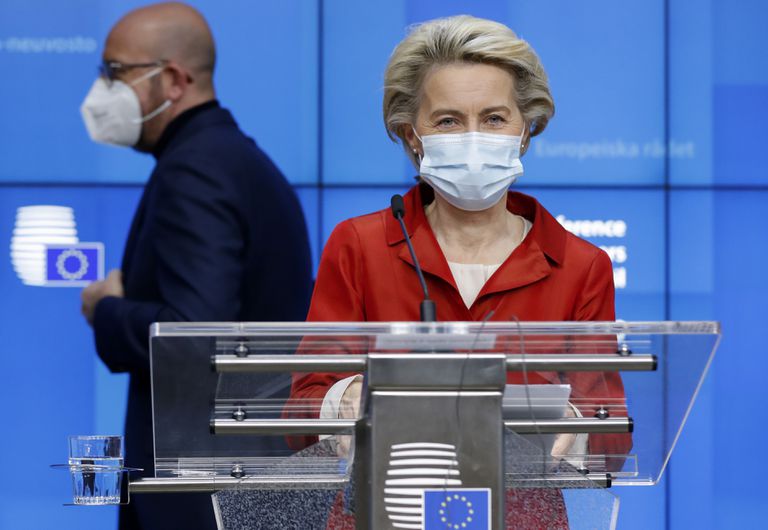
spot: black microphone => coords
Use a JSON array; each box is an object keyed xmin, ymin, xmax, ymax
[{"xmin": 390, "ymin": 194, "xmax": 437, "ymax": 322}]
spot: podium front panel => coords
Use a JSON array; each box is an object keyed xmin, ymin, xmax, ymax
[{"xmin": 144, "ymin": 321, "xmax": 719, "ymax": 528}]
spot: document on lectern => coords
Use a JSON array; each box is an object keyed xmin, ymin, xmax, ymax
[{"xmin": 502, "ymin": 384, "xmax": 572, "ymax": 456}]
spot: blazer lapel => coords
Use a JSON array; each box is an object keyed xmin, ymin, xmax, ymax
[
  {"xmin": 386, "ymin": 186, "xmax": 567, "ymax": 302},
  {"xmin": 474, "ymin": 192, "xmax": 566, "ymax": 302},
  {"xmin": 388, "ymin": 184, "xmax": 458, "ymax": 289},
  {"xmin": 397, "ymin": 221, "xmax": 457, "ymax": 289},
  {"xmin": 474, "ymin": 236, "xmax": 552, "ymax": 300}
]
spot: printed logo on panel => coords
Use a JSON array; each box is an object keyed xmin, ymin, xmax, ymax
[
  {"xmin": 10, "ymin": 205, "xmax": 104, "ymax": 287},
  {"xmin": 422, "ymin": 489, "xmax": 491, "ymax": 530},
  {"xmin": 384, "ymin": 442, "xmax": 490, "ymax": 529}
]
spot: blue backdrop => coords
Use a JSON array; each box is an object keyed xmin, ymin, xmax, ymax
[{"xmin": 1, "ymin": 0, "xmax": 766, "ymax": 528}]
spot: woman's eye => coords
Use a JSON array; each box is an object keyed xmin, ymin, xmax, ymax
[
  {"xmin": 486, "ymin": 115, "xmax": 506, "ymax": 126},
  {"xmin": 436, "ymin": 117, "xmax": 457, "ymax": 128}
]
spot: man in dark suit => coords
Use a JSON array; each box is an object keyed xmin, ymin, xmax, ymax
[{"xmin": 79, "ymin": 3, "xmax": 313, "ymax": 528}]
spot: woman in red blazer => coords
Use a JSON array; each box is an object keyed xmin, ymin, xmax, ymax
[{"xmin": 289, "ymin": 15, "xmax": 631, "ymax": 528}]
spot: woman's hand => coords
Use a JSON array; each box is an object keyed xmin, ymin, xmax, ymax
[
  {"xmin": 551, "ymin": 404, "xmax": 578, "ymax": 461},
  {"xmin": 336, "ymin": 379, "xmax": 363, "ymax": 459}
]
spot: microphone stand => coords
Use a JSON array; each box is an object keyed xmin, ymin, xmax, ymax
[{"xmin": 391, "ymin": 194, "xmax": 436, "ymax": 322}]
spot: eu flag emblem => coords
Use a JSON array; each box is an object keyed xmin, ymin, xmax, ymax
[
  {"xmin": 45, "ymin": 243, "xmax": 104, "ymax": 285},
  {"xmin": 423, "ymin": 489, "xmax": 490, "ymax": 530}
]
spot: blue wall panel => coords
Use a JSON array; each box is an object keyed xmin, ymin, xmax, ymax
[
  {"xmin": 0, "ymin": 0, "xmax": 152, "ymax": 183},
  {"xmin": 710, "ymin": 191, "xmax": 768, "ymax": 527},
  {"xmin": 0, "ymin": 186, "xmax": 140, "ymax": 530},
  {"xmin": 668, "ymin": 190, "xmax": 716, "ymax": 529},
  {"xmin": 321, "ymin": 186, "xmax": 410, "ymax": 245},
  {"xmin": 526, "ymin": 188, "xmax": 666, "ymax": 320},
  {"xmin": 322, "ymin": 0, "xmax": 408, "ymax": 185},
  {"xmin": 204, "ymin": 0, "xmax": 319, "ymax": 185},
  {"xmin": 0, "ymin": 0, "xmax": 318, "ymax": 184},
  {"xmin": 505, "ymin": 1, "xmax": 666, "ymax": 186},
  {"xmin": 669, "ymin": 0, "xmax": 713, "ymax": 186},
  {"xmin": 668, "ymin": 190, "xmax": 768, "ymax": 528},
  {"xmin": 713, "ymin": 86, "xmax": 768, "ymax": 185},
  {"xmin": 322, "ymin": 0, "xmax": 666, "ymax": 186},
  {"xmin": 670, "ymin": 0, "xmax": 768, "ymax": 186}
]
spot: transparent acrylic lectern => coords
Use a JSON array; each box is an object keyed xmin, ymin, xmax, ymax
[{"xmin": 127, "ymin": 321, "xmax": 720, "ymax": 530}]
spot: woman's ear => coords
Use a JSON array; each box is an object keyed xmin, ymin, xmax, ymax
[
  {"xmin": 403, "ymin": 124, "xmax": 422, "ymax": 157},
  {"xmin": 520, "ymin": 129, "xmax": 530, "ymax": 156}
]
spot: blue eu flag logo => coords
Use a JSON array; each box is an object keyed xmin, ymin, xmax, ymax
[
  {"xmin": 45, "ymin": 243, "xmax": 104, "ymax": 285},
  {"xmin": 423, "ymin": 489, "xmax": 490, "ymax": 530}
]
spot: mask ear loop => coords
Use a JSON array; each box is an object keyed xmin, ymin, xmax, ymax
[
  {"xmin": 128, "ymin": 66, "xmax": 165, "ymax": 87},
  {"xmin": 410, "ymin": 125, "xmax": 423, "ymax": 165},
  {"xmin": 137, "ymin": 99, "xmax": 172, "ymax": 123},
  {"xmin": 520, "ymin": 121, "xmax": 528, "ymax": 152},
  {"xmin": 127, "ymin": 66, "xmax": 172, "ymax": 124},
  {"xmin": 413, "ymin": 149, "xmax": 423, "ymax": 165}
]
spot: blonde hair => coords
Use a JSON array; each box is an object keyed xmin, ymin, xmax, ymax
[{"xmin": 383, "ymin": 15, "xmax": 554, "ymax": 165}]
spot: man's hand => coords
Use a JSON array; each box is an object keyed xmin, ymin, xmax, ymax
[{"xmin": 81, "ymin": 269, "xmax": 124, "ymax": 326}]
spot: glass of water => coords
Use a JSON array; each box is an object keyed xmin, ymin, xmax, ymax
[{"xmin": 68, "ymin": 435, "xmax": 123, "ymax": 505}]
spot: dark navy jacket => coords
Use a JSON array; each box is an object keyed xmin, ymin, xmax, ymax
[{"xmin": 93, "ymin": 101, "xmax": 313, "ymax": 529}]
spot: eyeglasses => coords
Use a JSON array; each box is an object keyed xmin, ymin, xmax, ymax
[{"xmin": 98, "ymin": 59, "xmax": 168, "ymax": 85}]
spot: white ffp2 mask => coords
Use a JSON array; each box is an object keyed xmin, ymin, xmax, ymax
[
  {"xmin": 80, "ymin": 68, "xmax": 171, "ymax": 147},
  {"xmin": 418, "ymin": 129, "xmax": 524, "ymax": 211}
]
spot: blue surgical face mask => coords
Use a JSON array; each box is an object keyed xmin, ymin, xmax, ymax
[{"xmin": 415, "ymin": 126, "xmax": 525, "ymax": 211}]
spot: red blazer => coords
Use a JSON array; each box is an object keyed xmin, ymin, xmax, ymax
[{"xmin": 289, "ymin": 184, "xmax": 631, "ymax": 460}]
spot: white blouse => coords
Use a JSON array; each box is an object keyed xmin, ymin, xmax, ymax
[{"xmin": 447, "ymin": 215, "xmax": 532, "ymax": 309}]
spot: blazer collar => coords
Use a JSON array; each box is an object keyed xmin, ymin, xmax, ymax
[
  {"xmin": 387, "ymin": 184, "xmax": 568, "ymax": 298},
  {"xmin": 153, "ymin": 100, "xmax": 235, "ymax": 159}
]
